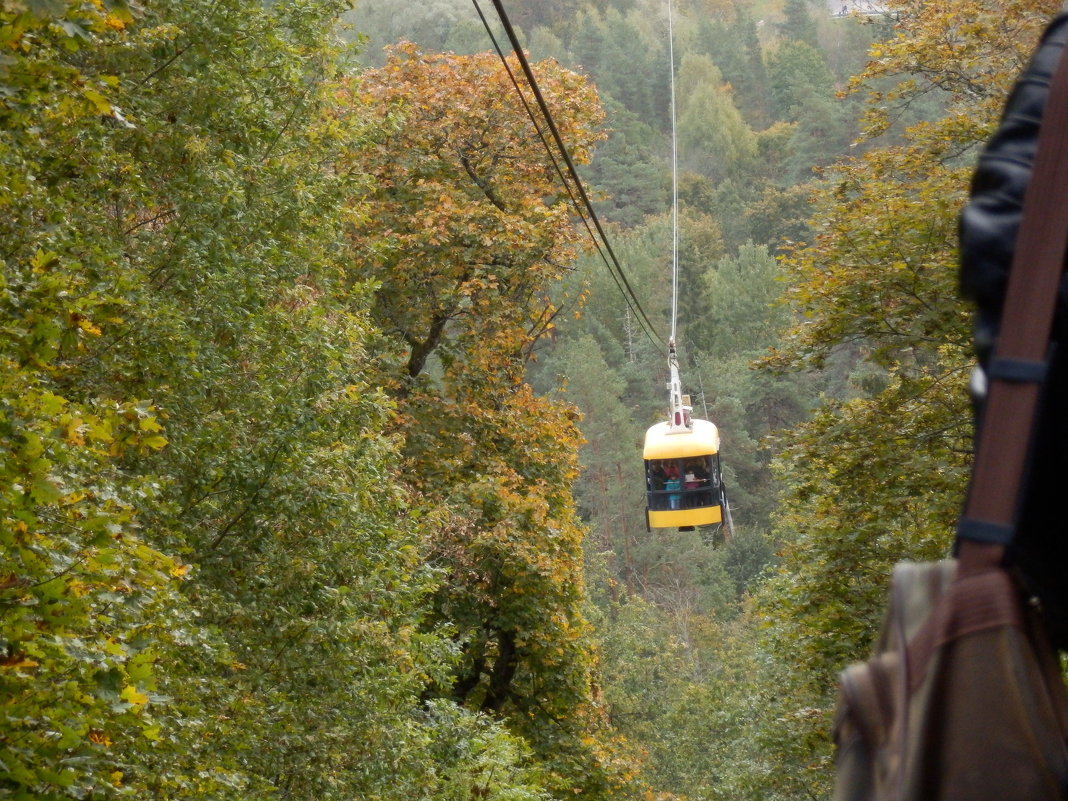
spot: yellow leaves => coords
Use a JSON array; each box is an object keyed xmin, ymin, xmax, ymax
[
  {"xmin": 773, "ymin": 141, "xmax": 967, "ymax": 374},
  {"xmin": 184, "ymin": 135, "xmax": 209, "ymax": 158},
  {"xmin": 851, "ymin": 0, "xmax": 1057, "ymax": 135},
  {"xmin": 61, "ymin": 490, "xmax": 86, "ymax": 507},
  {"xmin": 0, "ymin": 654, "xmax": 40, "ymax": 670},
  {"xmin": 74, "ymin": 315, "xmax": 102, "ymax": 336},
  {"xmin": 20, "ymin": 429, "xmax": 46, "ymax": 458},
  {"xmin": 30, "ymin": 249, "xmax": 60, "ymax": 273},
  {"xmin": 139, "ymin": 433, "xmax": 167, "ymax": 451},
  {"xmin": 82, "ymin": 87, "xmax": 112, "ymax": 116},
  {"xmin": 9, "ymin": 521, "xmax": 29, "ymax": 543},
  {"xmin": 140, "ymin": 726, "xmax": 160, "ymax": 742},
  {"xmin": 170, "ymin": 562, "xmax": 191, "ymax": 578},
  {"xmin": 120, "ymin": 685, "xmax": 149, "ymax": 707},
  {"xmin": 64, "ymin": 417, "xmax": 85, "ymax": 446},
  {"xmin": 138, "ymin": 415, "xmax": 163, "ymax": 433}
]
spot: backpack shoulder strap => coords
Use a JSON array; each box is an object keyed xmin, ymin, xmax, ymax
[{"xmin": 958, "ymin": 25, "xmax": 1068, "ymax": 565}]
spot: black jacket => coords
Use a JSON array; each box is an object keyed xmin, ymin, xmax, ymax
[
  {"xmin": 960, "ymin": 11, "xmax": 1068, "ymax": 360},
  {"xmin": 958, "ymin": 11, "xmax": 1068, "ymax": 646}
]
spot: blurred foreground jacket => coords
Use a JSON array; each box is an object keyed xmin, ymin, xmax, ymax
[{"xmin": 959, "ymin": 11, "xmax": 1068, "ymax": 648}]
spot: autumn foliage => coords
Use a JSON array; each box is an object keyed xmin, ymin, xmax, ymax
[
  {"xmin": 6, "ymin": 0, "xmax": 1066, "ymax": 800},
  {"xmin": 346, "ymin": 45, "xmax": 635, "ymax": 796}
]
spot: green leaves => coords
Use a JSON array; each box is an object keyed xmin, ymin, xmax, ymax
[
  {"xmin": 0, "ymin": 381, "xmax": 178, "ymax": 799},
  {"xmin": 1, "ymin": 0, "xmax": 438, "ymax": 798}
]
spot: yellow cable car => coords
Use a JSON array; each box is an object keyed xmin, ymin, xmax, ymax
[
  {"xmin": 644, "ymin": 418, "xmax": 723, "ymax": 530},
  {"xmin": 644, "ymin": 342, "xmax": 730, "ymax": 533}
]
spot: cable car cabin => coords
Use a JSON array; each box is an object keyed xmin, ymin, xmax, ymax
[{"xmin": 644, "ymin": 418, "xmax": 723, "ymax": 530}]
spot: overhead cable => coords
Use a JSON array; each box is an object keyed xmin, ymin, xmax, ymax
[
  {"xmin": 472, "ymin": 0, "xmax": 667, "ymax": 350},
  {"xmin": 668, "ymin": 0, "xmax": 679, "ymax": 346},
  {"xmin": 469, "ymin": 0, "xmax": 655, "ymax": 347}
]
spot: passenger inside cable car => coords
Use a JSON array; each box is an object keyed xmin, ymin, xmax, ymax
[{"xmin": 645, "ymin": 454, "xmax": 721, "ymax": 512}]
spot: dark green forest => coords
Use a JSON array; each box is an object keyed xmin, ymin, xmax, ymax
[{"xmin": 0, "ymin": 0, "xmax": 1060, "ymax": 799}]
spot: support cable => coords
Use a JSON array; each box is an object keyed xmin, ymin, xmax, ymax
[
  {"xmin": 668, "ymin": 0, "xmax": 680, "ymax": 346},
  {"xmin": 470, "ymin": 0, "xmax": 659, "ymax": 349},
  {"xmin": 474, "ymin": 0, "xmax": 667, "ymax": 350}
]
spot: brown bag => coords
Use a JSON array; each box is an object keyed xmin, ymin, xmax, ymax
[
  {"xmin": 833, "ymin": 559, "xmax": 1068, "ymax": 801},
  {"xmin": 834, "ymin": 14, "xmax": 1068, "ymax": 800}
]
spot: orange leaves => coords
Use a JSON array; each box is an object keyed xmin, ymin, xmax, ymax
[
  {"xmin": 343, "ymin": 43, "xmax": 611, "ymax": 778},
  {"xmin": 347, "ymin": 45, "xmax": 604, "ymax": 387},
  {"xmin": 87, "ymin": 729, "xmax": 112, "ymax": 746}
]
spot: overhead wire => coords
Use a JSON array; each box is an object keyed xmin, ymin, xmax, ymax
[
  {"xmin": 469, "ymin": 0, "xmax": 651, "ymax": 347},
  {"xmin": 471, "ymin": 0, "xmax": 667, "ymax": 351},
  {"xmin": 475, "ymin": 0, "xmax": 664, "ymax": 349},
  {"xmin": 667, "ymin": 0, "xmax": 679, "ymax": 346}
]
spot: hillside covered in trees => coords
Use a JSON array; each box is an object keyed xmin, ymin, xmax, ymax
[{"xmin": 0, "ymin": 0, "xmax": 1060, "ymax": 799}]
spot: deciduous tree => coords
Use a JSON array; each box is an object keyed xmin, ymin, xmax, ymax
[{"xmin": 348, "ymin": 45, "xmax": 636, "ymax": 799}]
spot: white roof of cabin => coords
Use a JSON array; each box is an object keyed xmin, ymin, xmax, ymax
[{"xmin": 643, "ymin": 418, "xmax": 720, "ymax": 459}]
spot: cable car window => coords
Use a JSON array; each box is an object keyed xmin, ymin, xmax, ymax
[{"xmin": 645, "ymin": 455, "xmax": 720, "ymax": 511}]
